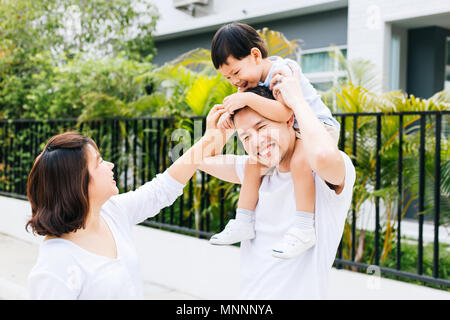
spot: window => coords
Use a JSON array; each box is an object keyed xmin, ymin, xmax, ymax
[
  {"xmin": 299, "ymin": 46, "xmax": 347, "ymax": 92},
  {"xmin": 389, "ymin": 33, "xmax": 401, "ymax": 91},
  {"xmin": 445, "ymin": 37, "xmax": 450, "ymax": 90}
]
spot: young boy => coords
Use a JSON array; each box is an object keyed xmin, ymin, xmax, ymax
[{"xmin": 208, "ymin": 22, "xmax": 340, "ymax": 259}]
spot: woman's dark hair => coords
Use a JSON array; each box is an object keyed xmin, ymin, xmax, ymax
[
  {"xmin": 26, "ymin": 131, "xmax": 98, "ymax": 237},
  {"xmin": 211, "ymin": 22, "xmax": 268, "ymax": 69}
]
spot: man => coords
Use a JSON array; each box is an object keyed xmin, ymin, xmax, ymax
[{"xmin": 199, "ymin": 69, "xmax": 356, "ymax": 299}]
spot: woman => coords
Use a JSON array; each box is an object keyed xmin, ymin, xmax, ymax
[{"xmin": 26, "ymin": 105, "xmax": 228, "ymax": 299}]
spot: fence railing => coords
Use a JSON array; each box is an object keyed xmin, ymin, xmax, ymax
[{"xmin": 0, "ymin": 110, "xmax": 449, "ymax": 288}]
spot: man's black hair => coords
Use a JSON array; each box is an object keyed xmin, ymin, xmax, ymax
[
  {"xmin": 211, "ymin": 22, "xmax": 268, "ymax": 69},
  {"xmin": 230, "ymin": 86, "xmax": 274, "ymax": 123}
]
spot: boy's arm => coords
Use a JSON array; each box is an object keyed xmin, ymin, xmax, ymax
[
  {"xmin": 244, "ymin": 92, "xmax": 292, "ymax": 122},
  {"xmin": 223, "ymin": 92, "xmax": 292, "ymax": 122}
]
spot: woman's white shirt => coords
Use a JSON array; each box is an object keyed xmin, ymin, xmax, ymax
[{"xmin": 28, "ymin": 170, "xmax": 184, "ymax": 300}]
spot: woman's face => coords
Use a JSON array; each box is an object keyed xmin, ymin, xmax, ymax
[{"xmin": 86, "ymin": 144, "xmax": 118, "ymax": 204}]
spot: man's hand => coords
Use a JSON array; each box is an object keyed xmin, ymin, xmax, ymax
[
  {"xmin": 222, "ymin": 92, "xmax": 250, "ymax": 114},
  {"xmin": 270, "ymin": 63, "xmax": 305, "ymax": 109}
]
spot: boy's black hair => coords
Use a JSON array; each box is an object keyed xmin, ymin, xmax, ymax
[
  {"xmin": 211, "ymin": 22, "xmax": 268, "ymax": 69},
  {"xmin": 230, "ymin": 86, "xmax": 274, "ymax": 123}
]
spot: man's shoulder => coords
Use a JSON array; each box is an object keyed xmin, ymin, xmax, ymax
[{"xmin": 315, "ymin": 151, "xmax": 356, "ymax": 200}]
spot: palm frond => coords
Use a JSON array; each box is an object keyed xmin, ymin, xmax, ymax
[
  {"xmin": 257, "ymin": 27, "xmax": 301, "ymax": 59},
  {"xmin": 167, "ymin": 48, "xmax": 216, "ymax": 75}
]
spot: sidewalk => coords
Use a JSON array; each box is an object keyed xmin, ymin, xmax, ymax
[
  {"xmin": 2, "ymin": 231, "xmax": 450, "ymax": 300},
  {"xmin": 1, "ymin": 195, "xmax": 449, "ymax": 300},
  {"xmin": 0, "ymin": 233, "xmax": 198, "ymax": 300}
]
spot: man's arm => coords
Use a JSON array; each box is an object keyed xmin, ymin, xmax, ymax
[
  {"xmin": 292, "ymin": 99, "xmax": 345, "ymax": 187},
  {"xmin": 168, "ymin": 105, "xmax": 228, "ymax": 184},
  {"xmin": 272, "ymin": 71, "xmax": 346, "ymax": 188}
]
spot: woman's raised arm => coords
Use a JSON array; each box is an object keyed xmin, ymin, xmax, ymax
[{"xmin": 108, "ymin": 105, "xmax": 232, "ymax": 225}]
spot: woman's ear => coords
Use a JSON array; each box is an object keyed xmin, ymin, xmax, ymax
[{"xmin": 250, "ymin": 47, "xmax": 263, "ymax": 63}]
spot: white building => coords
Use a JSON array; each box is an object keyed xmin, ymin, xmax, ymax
[{"xmin": 151, "ymin": 0, "xmax": 450, "ymax": 97}]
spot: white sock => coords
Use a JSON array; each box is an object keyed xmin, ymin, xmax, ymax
[
  {"xmin": 236, "ymin": 208, "xmax": 254, "ymax": 223},
  {"xmin": 293, "ymin": 211, "xmax": 315, "ymax": 230}
]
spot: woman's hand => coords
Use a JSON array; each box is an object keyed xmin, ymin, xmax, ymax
[
  {"xmin": 205, "ymin": 104, "xmax": 227, "ymax": 131},
  {"xmin": 203, "ymin": 104, "xmax": 232, "ymax": 156},
  {"xmin": 217, "ymin": 112, "xmax": 234, "ymax": 130}
]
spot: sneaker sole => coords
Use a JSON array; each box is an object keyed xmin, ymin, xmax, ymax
[
  {"xmin": 272, "ymin": 250, "xmax": 299, "ymax": 259},
  {"xmin": 209, "ymin": 235, "xmax": 255, "ymax": 245},
  {"xmin": 272, "ymin": 244, "xmax": 315, "ymax": 259}
]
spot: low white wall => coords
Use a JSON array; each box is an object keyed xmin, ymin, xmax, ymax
[
  {"xmin": 0, "ymin": 196, "xmax": 41, "ymax": 245},
  {"xmin": 1, "ymin": 195, "xmax": 449, "ymax": 300},
  {"xmin": 0, "ymin": 195, "xmax": 240, "ymax": 299},
  {"xmin": 133, "ymin": 226, "xmax": 240, "ymax": 299}
]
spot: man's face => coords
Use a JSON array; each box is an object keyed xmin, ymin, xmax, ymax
[{"xmin": 233, "ymin": 107, "xmax": 294, "ymax": 168}]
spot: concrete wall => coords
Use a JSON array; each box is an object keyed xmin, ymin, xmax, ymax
[
  {"xmin": 152, "ymin": 0, "xmax": 450, "ymax": 94},
  {"xmin": 153, "ymin": 0, "xmax": 347, "ymax": 39},
  {"xmin": 347, "ymin": 0, "xmax": 450, "ymax": 92},
  {"xmin": 153, "ymin": 8, "xmax": 348, "ymax": 65}
]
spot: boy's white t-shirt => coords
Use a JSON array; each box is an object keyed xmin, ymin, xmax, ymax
[
  {"xmin": 235, "ymin": 151, "xmax": 355, "ymax": 299},
  {"xmin": 28, "ymin": 170, "xmax": 185, "ymax": 300}
]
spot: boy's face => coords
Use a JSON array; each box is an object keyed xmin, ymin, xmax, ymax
[{"xmin": 217, "ymin": 50, "xmax": 264, "ymax": 91}]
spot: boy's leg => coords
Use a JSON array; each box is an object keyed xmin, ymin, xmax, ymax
[
  {"xmin": 291, "ymin": 138, "xmax": 315, "ymax": 228},
  {"xmin": 235, "ymin": 161, "xmax": 263, "ymax": 222},
  {"xmin": 210, "ymin": 159, "xmax": 265, "ymax": 245}
]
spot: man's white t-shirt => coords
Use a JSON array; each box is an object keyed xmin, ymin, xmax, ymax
[
  {"xmin": 28, "ymin": 171, "xmax": 185, "ymax": 300},
  {"xmin": 234, "ymin": 151, "xmax": 356, "ymax": 299}
]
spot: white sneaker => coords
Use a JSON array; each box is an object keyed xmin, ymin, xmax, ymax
[
  {"xmin": 209, "ymin": 219, "xmax": 255, "ymax": 245},
  {"xmin": 272, "ymin": 226, "xmax": 316, "ymax": 259}
]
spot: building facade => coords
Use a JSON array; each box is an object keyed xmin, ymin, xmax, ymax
[{"xmin": 151, "ymin": 0, "xmax": 450, "ymax": 98}]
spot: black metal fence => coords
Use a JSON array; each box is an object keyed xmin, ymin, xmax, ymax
[{"xmin": 0, "ymin": 110, "xmax": 449, "ymax": 288}]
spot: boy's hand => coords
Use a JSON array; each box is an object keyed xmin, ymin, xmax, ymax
[
  {"xmin": 222, "ymin": 92, "xmax": 250, "ymax": 114},
  {"xmin": 217, "ymin": 112, "xmax": 234, "ymax": 130}
]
